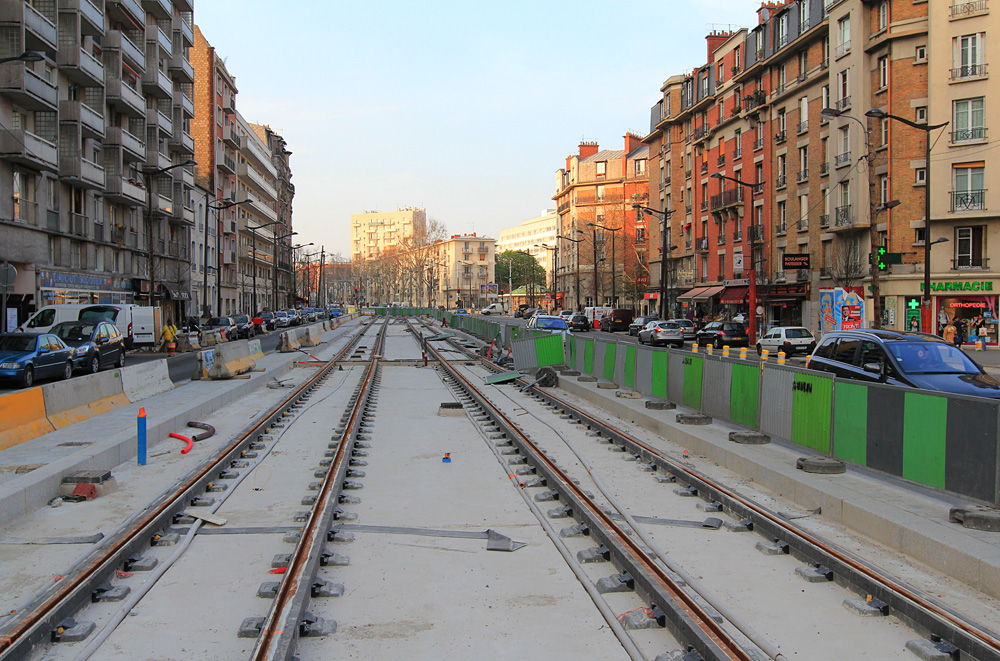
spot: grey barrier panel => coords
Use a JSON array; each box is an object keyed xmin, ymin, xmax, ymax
[
  {"xmin": 635, "ymin": 345, "xmax": 655, "ymax": 397},
  {"xmin": 668, "ymin": 351, "xmax": 685, "ymax": 404},
  {"xmin": 512, "ymin": 337, "xmax": 537, "ymax": 371},
  {"xmin": 614, "ymin": 342, "xmax": 628, "ymax": 388},
  {"xmin": 759, "ymin": 363, "xmax": 795, "ymax": 441},
  {"xmin": 701, "ymin": 355, "xmax": 733, "ymax": 422},
  {"xmin": 575, "ymin": 335, "xmax": 587, "ymax": 372},
  {"xmin": 593, "ymin": 340, "xmax": 608, "ymax": 379}
]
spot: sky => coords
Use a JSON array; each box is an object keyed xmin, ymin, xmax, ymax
[{"xmin": 194, "ymin": 1, "xmax": 762, "ymax": 259}]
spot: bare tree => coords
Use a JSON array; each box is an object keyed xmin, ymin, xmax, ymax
[{"xmin": 832, "ymin": 240, "xmax": 864, "ymax": 288}]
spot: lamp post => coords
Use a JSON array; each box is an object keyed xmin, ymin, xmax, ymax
[
  {"xmin": 558, "ymin": 233, "xmax": 584, "ymax": 311},
  {"xmin": 633, "ymin": 205, "xmax": 676, "ymax": 319},
  {"xmin": 864, "ymin": 108, "xmax": 950, "ymax": 333},
  {"xmin": 587, "ymin": 223, "xmax": 622, "ymax": 307},
  {"xmin": 710, "ymin": 172, "xmax": 764, "ymax": 344},
  {"xmin": 247, "ymin": 220, "xmax": 279, "ymax": 314},
  {"xmin": 0, "ymin": 51, "xmax": 44, "ymax": 65},
  {"xmin": 272, "ymin": 231, "xmax": 296, "ymax": 312},
  {"xmin": 291, "ymin": 243, "xmax": 314, "ymax": 307},
  {"xmin": 202, "ymin": 195, "xmax": 241, "ymax": 318},
  {"xmin": 536, "ymin": 243, "xmax": 558, "ymax": 311},
  {"xmin": 143, "ymin": 159, "xmax": 196, "ymax": 318}
]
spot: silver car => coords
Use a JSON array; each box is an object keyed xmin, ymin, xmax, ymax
[
  {"xmin": 757, "ymin": 326, "xmax": 816, "ymax": 356},
  {"xmin": 669, "ymin": 318, "xmax": 697, "ymax": 341},
  {"xmin": 638, "ymin": 320, "xmax": 685, "ymax": 347}
]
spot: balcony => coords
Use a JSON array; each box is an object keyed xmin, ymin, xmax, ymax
[
  {"xmin": 223, "ymin": 126, "xmax": 242, "ymax": 149},
  {"xmin": 59, "ymin": 99, "xmax": 105, "ymax": 139},
  {"xmin": 59, "ymin": 0, "xmax": 105, "ymax": 35},
  {"xmin": 217, "ymin": 146, "xmax": 236, "ymax": 174},
  {"xmin": 710, "ymin": 187, "xmax": 743, "ymax": 211},
  {"xmin": 0, "ymin": 1, "xmax": 57, "ymax": 52},
  {"xmin": 951, "ymin": 127, "xmax": 987, "ymax": 143},
  {"xmin": 775, "ymin": 271, "xmax": 787, "ymax": 282},
  {"xmin": 145, "ymin": 145, "xmax": 171, "ymax": 171},
  {"xmin": 238, "ymin": 162, "xmax": 278, "ymax": 201},
  {"xmin": 60, "ymin": 156, "xmax": 105, "ymax": 190},
  {"xmin": 0, "ymin": 130, "xmax": 58, "ymax": 173},
  {"xmin": 104, "ymin": 175, "xmax": 147, "ymax": 206},
  {"xmin": 696, "ymin": 238, "xmax": 709, "ymax": 251},
  {"xmin": 717, "ymin": 154, "xmax": 725, "ymax": 167},
  {"xmin": 168, "ymin": 53, "xmax": 194, "ymax": 83},
  {"xmin": 146, "ymin": 106, "xmax": 173, "ymax": 137},
  {"xmin": 222, "ymin": 250, "xmax": 236, "ymax": 265},
  {"xmin": 776, "ymin": 174, "xmax": 787, "ymax": 189},
  {"xmin": 950, "ymin": 0, "xmax": 989, "ymax": 18},
  {"xmin": 743, "ymin": 90, "xmax": 768, "ymax": 112},
  {"xmin": 685, "ymin": 204, "xmax": 693, "ymax": 215},
  {"xmin": 171, "ymin": 191, "xmax": 194, "ymax": 226},
  {"xmin": 833, "ymin": 204, "xmax": 856, "ymax": 228},
  {"xmin": 685, "ymin": 169, "xmax": 692, "ymax": 179},
  {"xmin": 835, "ymin": 40, "xmax": 851, "ymax": 59},
  {"xmin": 104, "ymin": 29, "xmax": 145, "ymax": 71},
  {"xmin": 950, "ymin": 189, "xmax": 987, "ymax": 212},
  {"xmin": 796, "ymin": 169, "xmax": 809, "ymax": 182},
  {"xmin": 146, "ymin": 23, "xmax": 172, "ymax": 56},
  {"xmin": 175, "ymin": 92, "xmax": 194, "ymax": 117},
  {"xmin": 67, "ymin": 213, "xmax": 89, "ymax": 238},
  {"xmin": 222, "ymin": 94, "xmax": 236, "ymax": 115},
  {"xmin": 732, "ymin": 230, "xmax": 743, "ymax": 242},
  {"xmin": 11, "ymin": 197, "xmax": 38, "ymax": 226},
  {"xmin": 797, "ymin": 121, "xmax": 808, "ymax": 134},
  {"xmin": 244, "ymin": 190, "xmax": 278, "ymax": 223},
  {"xmin": 57, "ymin": 46, "xmax": 105, "ymax": 87},
  {"xmin": 169, "ymin": 125, "xmax": 194, "ymax": 155},
  {"xmin": 142, "ymin": 0, "xmax": 172, "ymax": 19},
  {"xmin": 106, "ymin": 77, "xmax": 145, "ymax": 117},
  {"xmin": 835, "ymin": 96, "xmax": 852, "ymax": 111},
  {"xmin": 142, "ymin": 66, "xmax": 172, "ymax": 98},
  {"xmin": 950, "ymin": 63, "xmax": 988, "ymax": 81},
  {"xmin": 175, "ymin": 164, "xmax": 194, "ymax": 187},
  {"xmin": 749, "ymin": 225, "xmax": 765, "ymax": 242},
  {"xmin": 106, "ymin": 126, "xmax": 145, "ymax": 161},
  {"xmin": 0, "ymin": 64, "xmax": 57, "ymax": 111},
  {"xmin": 797, "ymin": 269, "xmax": 810, "ymax": 282},
  {"xmin": 700, "ymin": 163, "xmax": 708, "ymax": 175},
  {"xmin": 820, "ymin": 162, "xmax": 829, "ymax": 175},
  {"xmin": 175, "ymin": 12, "xmax": 194, "ymax": 45},
  {"xmin": 717, "ymin": 234, "xmax": 726, "ymax": 246},
  {"xmin": 820, "ymin": 214, "xmax": 830, "ymax": 228},
  {"xmin": 244, "ymin": 135, "xmax": 277, "ymax": 176},
  {"xmin": 834, "ymin": 151, "xmax": 851, "ymax": 167},
  {"xmin": 775, "ymin": 130, "xmax": 787, "ymax": 144},
  {"xmin": 776, "ymin": 222, "xmax": 787, "ymax": 236}
]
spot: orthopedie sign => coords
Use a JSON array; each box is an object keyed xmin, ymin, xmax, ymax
[{"xmin": 782, "ymin": 254, "xmax": 810, "ymax": 269}]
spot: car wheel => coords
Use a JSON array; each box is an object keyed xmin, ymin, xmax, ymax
[
  {"xmin": 117, "ymin": 349, "xmax": 126, "ymax": 368},
  {"xmin": 89, "ymin": 355, "xmax": 100, "ymax": 374},
  {"xmin": 22, "ymin": 365, "xmax": 33, "ymax": 388},
  {"xmin": 63, "ymin": 361, "xmax": 73, "ymax": 380},
  {"xmin": 715, "ymin": 337, "xmax": 723, "ymax": 349},
  {"xmin": 756, "ymin": 344, "xmax": 762, "ymax": 356}
]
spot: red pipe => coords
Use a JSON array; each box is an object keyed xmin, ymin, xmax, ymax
[{"xmin": 169, "ymin": 433, "xmax": 193, "ymax": 455}]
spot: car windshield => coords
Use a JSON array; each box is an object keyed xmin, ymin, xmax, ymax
[
  {"xmin": 51, "ymin": 323, "xmax": 96, "ymax": 342},
  {"xmin": 79, "ymin": 307, "xmax": 119, "ymax": 323},
  {"xmin": 672, "ymin": 320, "xmax": 693, "ymax": 328},
  {"xmin": 537, "ymin": 317, "xmax": 568, "ymax": 330},
  {"xmin": 571, "ymin": 315, "xmax": 587, "ymax": 322},
  {"xmin": 887, "ymin": 341, "xmax": 980, "ymax": 374},
  {"xmin": 208, "ymin": 317, "xmax": 230, "ymax": 326},
  {"xmin": 658, "ymin": 322, "xmax": 680, "ymax": 329},
  {"xmin": 723, "ymin": 324, "xmax": 744, "ymax": 332},
  {"xmin": 785, "ymin": 328, "xmax": 813, "ymax": 338},
  {"xmin": 232, "ymin": 315, "xmax": 249, "ymax": 324},
  {"xmin": 0, "ymin": 335, "xmax": 36, "ymax": 352},
  {"xmin": 262, "ymin": 313, "xmax": 274, "ymax": 319}
]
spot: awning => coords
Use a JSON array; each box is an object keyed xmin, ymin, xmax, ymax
[
  {"xmin": 720, "ymin": 286, "xmax": 748, "ymax": 305},
  {"xmin": 677, "ymin": 287, "xmax": 709, "ymax": 301},
  {"xmin": 160, "ymin": 283, "xmax": 191, "ymax": 301},
  {"xmin": 693, "ymin": 285, "xmax": 725, "ymax": 301}
]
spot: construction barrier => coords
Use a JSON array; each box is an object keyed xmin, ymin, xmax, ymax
[
  {"xmin": 175, "ymin": 332, "xmax": 200, "ymax": 352},
  {"xmin": 511, "ymin": 333, "xmax": 565, "ymax": 371},
  {"xmin": 194, "ymin": 340, "xmax": 256, "ymax": 380},
  {"xmin": 41, "ymin": 369, "xmax": 131, "ymax": 430},
  {"xmin": 0, "ymin": 388, "xmax": 54, "ymax": 451},
  {"xmin": 121, "ymin": 361, "xmax": 174, "ymax": 402},
  {"xmin": 248, "ymin": 338, "xmax": 265, "ymax": 359}
]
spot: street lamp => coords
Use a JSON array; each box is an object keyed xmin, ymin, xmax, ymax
[
  {"xmin": 535, "ymin": 243, "xmax": 558, "ymax": 310},
  {"xmin": 143, "ymin": 159, "xmax": 196, "ymax": 318},
  {"xmin": 633, "ymin": 205, "xmax": 676, "ymax": 319},
  {"xmin": 710, "ymin": 172, "xmax": 765, "ymax": 344},
  {"xmin": 864, "ymin": 107, "xmax": 950, "ymax": 333},
  {"xmin": 247, "ymin": 220, "xmax": 279, "ymax": 314},
  {"xmin": 587, "ymin": 223, "xmax": 622, "ymax": 307},
  {"xmin": 557, "ymin": 233, "xmax": 584, "ymax": 311},
  {"xmin": 202, "ymin": 194, "xmax": 242, "ymax": 318},
  {"xmin": 272, "ymin": 231, "xmax": 296, "ymax": 311},
  {"xmin": 290, "ymin": 243, "xmax": 313, "ymax": 306},
  {"xmin": 0, "ymin": 51, "xmax": 45, "ymax": 65}
]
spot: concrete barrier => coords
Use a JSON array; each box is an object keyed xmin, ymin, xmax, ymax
[
  {"xmin": 249, "ymin": 338, "xmax": 265, "ymax": 359},
  {"xmin": 206, "ymin": 339, "xmax": 257, "ymax": 380},
  {"xmin": 121, "ymin": 361, "xmax": 174, "ymax": 402},
  {"xmin": 0, "ymin": 388, "xmax": 54, "ymax": 451},
  {"xmin": 42, "ymin": 370, "xmax": 130, "ymax": 430},
  {"xmin": 176, "ymin": 332, "xmax": 200, "ymax": 352},
  {"xmin": 302, "ymin": 326, "xmax": 322, "ymax": 348},
  {"xmin": 277, "ymin": 329, "xmax": 302, "ymax": 353}
]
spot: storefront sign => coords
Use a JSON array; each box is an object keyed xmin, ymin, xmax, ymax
[
  {"xmin": 768, "ymin": 283, "xmax": 807, "ymax": 297},
  {"xmin": 920, "ymin": 281, "xmax": 994, "ymax": 292},
  {"xmin": 724, "ymin": 278, "xmax": 749, "ymax": 286},
  {"xmin": 39, "ymin": 270, "xmax": 132, "ymax": 292},
  {"xmin": 782, "ymin": 254, "xmax": 810, "ymax": 269},
  {"xmin": 635, "ymin": 275, "xmax": 649, "ymax": 285}
]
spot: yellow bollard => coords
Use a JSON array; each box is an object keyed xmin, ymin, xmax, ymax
[
  {"xmin": 777, "ymin": 351, "xmax": 786, "ymax": 364},
  {"xmin": 722, "ymin": 345, "xmax": 730, "ymax": 357},
  {"xmin": 706, "ymin": 344, "xmax": 714, "ymax": 355},
  {"xmin": 692, "ymin": 343, "xmax": 699, "ymax": 353},
  {"xmin": 739, "ymin": 347, "xmax": 747, "ymax": 360},
  {"xmin": 761, "ymin": 349, "xmax": 769, "ymax": 362}
]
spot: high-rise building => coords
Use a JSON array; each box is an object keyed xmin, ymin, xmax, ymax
[
  {"xmin": 1, "ymin": 0, "xmax": 197, "ymax": 328},
  {"xmin": 496, "ymin": 209, "xmax": 558, "ymax": 287},
  {"xmin": 350, "ymin": 208, "xmax": 426, "ymax": 262}
]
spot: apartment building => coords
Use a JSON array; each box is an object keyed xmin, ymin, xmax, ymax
[
  {"xmin": 427, "ymin": 234, "xmax": 495, "ymax": 310},
  {"xmin": 553, "ymin": 135, "xmax": 650, "ymax": 312},
  {"xmin": 350, "ymin": 207, "xmax": 426, "ymax": 262},
  {"xmin": 0, "ymin": 0, "xmax": 197, "ymax": 328},
  {"xmin": 496, "ymin": 209, "xmax": 558, "ymax": 289},
  {"xmin": 251, "ymin": 123, "xmax": 294, "ymax": 309}
]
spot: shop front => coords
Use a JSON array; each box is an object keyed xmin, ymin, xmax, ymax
[
  {"xmin": 927, "ymin": 280, "xmax": 999, "ymax": 346},
  {"xmin": 764, "ymin": 283, "xmax": 807, "ymax": 328},
  {"xmin": 677, "ymin": 285, "xmax": 725, "ymax": 323},
  {"xmin": 39, "ymin": 270, "xmax": 134, "ymax": 306},
  {"xmin": 719, "ymin": 282, "xmax": 749, "ymax": 319}
]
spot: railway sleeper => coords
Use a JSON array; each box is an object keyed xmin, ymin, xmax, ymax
[
  {"xmin": 595, "ymin": 571, "xmax": 634, "ymax": 594},
  {"xmin": 91, "ymin": 582, "xmax": 130, "ymax": 603},
  {"xmin": 904, "ymin": 636, "xmax": 960, "ymax": 661},
  {"xmin": 577, "ymin": 545, "xmax": 611, "ymax": 563},
  {"xmin": 50, "ymin": 617, "xmax": 95, "ymax": 643}
]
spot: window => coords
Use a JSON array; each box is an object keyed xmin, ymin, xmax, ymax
[
  {"xmin": 915, "ymin": 106, "xmax": 927, "ymax": 123},
  {"xmin": 596, "ymin": 161, "xmax": 607, "ymax": 177},
  {"xmin": 915, "ymin": 45, "xmax": 927, "ymax": 62},
  {"xmin": 718, "ymin": 62, "xmax": 724, "ymax": 84},
  {"xmin": 635, "ymin": 159, "xmax": 646, "ymax": 175},
  {"xmin": 799, "ymin": 0, "xmax": 810, "ymax": 29},
  {"xmin": 777, "ymin": 14, "xmax": 788, "ymax": 47},
  {"xmin": 876, "ymin": 1, "xmax": 888, "ymax": 31},
  {"xmin": 821, "ymin": 85, "xmax": 830, "ymax": 113},
  {"xmin": 778, "ymin": 108, "xmax": 787, "ymax": 132},
  {"xmin": 734, "ymin": 45, "xmax": 741, "ymax": 71},
  {"xmin": 837, "ymin": 16, "xmax": 851, "ymax": 56},
  {"xmin": 798, "ymin": 145, "xmax": 809, "ymax": 172},
  {"xmin": 953, "ymin": 98, "xmax": 985, "ymax": 142},
  {"xmin": 955, "ymin": 226, "xmax": 984, "ymax": 267},
  {"xmin": 956, "ymin": 34, "xmax": 984, "ymax": 76},
  {"xmin": 719, "ymin": 253, "xmax": 725, "ymax": 277},
  {"xmin": 952, "ymin": 165, "xmax": 985, "ymax": 211},
  {"xmin": 798, "ymin": 193, "xmax": 809, "ymax": 229},
  {"xmin": 877, "ymin": 56, "xmax": 888, "ymax": 89},
  {"xmin": 837, "ymin": 70, "xmax": 849, "ymax": 105},
  {"xmin": 596, "ymin": 184, "xmax": 605, "ymax": 200},
  {"xmin": 879, "ymin": 175, "xmax": 889, "ymax": 204},
  {"xmin": 799, "ymin": 51, "xmax": 808, "ymax": 78},
  {"xmin": 778, "ymin": 201, "xmax": 787, "ymax": 230},
  {"xmin": 880, "ymin": 118, "xmax": 888, "ymax": 146},
  {"xmin": 779, "ymin": 63, "xmax": 787, "ymax": 89},
  {"xmin": 834, "ymin": 338, "xmax": 859, "ymax": 363},
  {"xmin": 798, "ymin": 96, "xmax": 808, "ymax": 131}
]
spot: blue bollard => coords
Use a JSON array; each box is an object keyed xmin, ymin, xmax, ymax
[{"xmin": 137, "ymin": 407, "xmax": 147, "ymax": 466}]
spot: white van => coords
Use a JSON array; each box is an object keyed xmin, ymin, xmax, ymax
[
  {"xmin": 16, "ymin": 304, "xmax": 92, "ymax": 335},
  {"xmin": 481, "ymin": 303, "xmax": 506, "ymax": 315}
]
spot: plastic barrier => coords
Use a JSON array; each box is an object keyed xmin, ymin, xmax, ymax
[
  {"xmin": 511, "ymin": 333, "xmax": 565, "ymax": 371},
  {"xmin": 41, "ymin": 369, "xmax": 130, "ymax": 430},
  {"xmin": 121, "ymin": 361, "xmax": 174, "ymax": 402},
  {"xmin": 0, "ymin": 388, "xmax": 54, "ymax": 451}
]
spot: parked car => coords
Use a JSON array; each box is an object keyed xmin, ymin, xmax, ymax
[
  {"xmin": 481, "ymin": 303, "xmax": 506, "ymax": 315},
  {"xmin": 568, "ymin": 314, "xmax": 591, "ymax": 332},
  {"xmin": 50, "ymin": 320, "xmax": 125, "ymax": 374},
  {"xmin": 274, "ymin": 311, "xmax": 291, "ymax": 328},
  {"xmin": 695, "ymin": 321, "xmax": 749, "ymax": 348},
  {"xmin": 638, "ymin": 320, "xmax": 685, "ymax": 347},
  {"xmin": 669, "ymin": 319, "xmax": 697, "ymax": 342},
  {"xmin": 284, "ymin": 309, "xmax": 302, "ymax": 326},
  {"xmin": 0, "ymin": 332, "xmax": 74, "ymax": 387},
  {"xmin": 629, "ymin": 315, "xmax": 659, "ymax": 336},
  {"xmin": 454, "ymin": 308, "xmax": 470, "ymax": 316},
  {"xmin": 558, "ymin": 310, "xmax": 575, "ymax": 322},
  {"xmin": 231, "ymin": 314, "xmax": 256, "ymax": 339},
  {"xmin": 15, "ymin": 304, "xmax": 93, "ymax": 335},
  {"xmin": 526, "ymin": 315, "xmax": 569, "ymax": 332},
  {"xmin": 514, "ymin": 304, "xmax": 532, "ymax": 318},
  {"xmin": 599, "ymin": 309, "xmax": 635, "ymax": 333},
  {"xmin": 78, "ymin": 304, "xmax": 153, "ymax": 349},
  {"xmin": 328, "ymin": 306, "xmax": 343, "ymax": 318},
  {"xmin": 303, "ymin": 308, "xmax": 317, "ymax": 322},
  {"xmin": 808, "ymin": 330, "xmax": 1000, "ymax": 399},
  {"xmin": 260, "ymin": 312, "xmax": 277, "ymax": 331},
  {"xmin": 757, "ymin": 326, "xmax": 816, "ymax": 356},
  {"xmin": 204, "ymin": 316, "xmax": 238, "ymax": 341},
  {"xmin": 521, "ymin": 308, "xmax": 539, "ymax": 320}
]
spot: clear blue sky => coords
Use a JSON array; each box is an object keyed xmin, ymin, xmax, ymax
[{"xmin": 195, "ymin": 1, "xmax": 761, "ymax": 258}]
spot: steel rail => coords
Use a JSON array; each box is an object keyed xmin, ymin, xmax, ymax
[
  {"xmin": 430, "ymin": 318, "xmax": 1000, "ymax": 661},
  {"xmin": 417, "ymin": 324, "xmax": 755, "ymax": 661},
  {"xmin": 251, "ymin": 317, "xmax": 388, "ymax": 660},
  {"xmin": 0, "ymin": 321, "xmax": 373, "ymax": 659}
]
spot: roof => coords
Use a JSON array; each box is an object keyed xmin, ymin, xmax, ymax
[
  {"xmin": 582, "ymin": 149, "xmax": 625, "ymax": 163},
  {"xmin": 627, "ymin": 145, "xmax": 649, "ymax": 159}
]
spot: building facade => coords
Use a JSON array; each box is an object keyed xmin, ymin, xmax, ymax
[
  {"xmin": 251, "ymin": 123, "xmax": 294, "ymax": 309},
  {"xmin": 1, "ymin": 0, "xmax": 197, "ymax": 328},
  {"xmin": 350, "ymin": 207, "xmax": 426, "ymax": 263},
  {"xmin": 496, "ymin": 209, "xmax": 558, "ymax": 292},
  {"xmin": 427, "ymin": 234, "xmax": 495, "ymax": 310}
]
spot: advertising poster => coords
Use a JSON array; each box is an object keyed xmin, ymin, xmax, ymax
[{"xmin": 820, "ymin": 287, "xmax": 865, "ymax": 332}]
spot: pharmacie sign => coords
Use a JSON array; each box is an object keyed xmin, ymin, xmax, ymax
[{"xmin": 919, "ymin": 281, "xmax": 995, "ymax": 292}]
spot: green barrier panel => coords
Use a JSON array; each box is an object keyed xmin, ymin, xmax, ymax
[
  {"xmin": 902, "ymin": 391, "xmax": 947, "ymax": 489},
  {"xmin": 832, "ymin": 381, "xmax": 868, "ymax": 465},
  {"xmin": 584, "ymin": 340, "xmax": 595, "ymax": 375},
  {"xmin": 729, "ymin": 362, "xmax": 759, "ymax": 428},
  {"xmin": 624, "ymin": 346, "xmax": 636, "ymax": 389},
  {"xmin": 535, "ymin": 334, "xmax": 565, "ymax": 367},
  {"xmin": 651, "ymin": 351, "xmax": 668, "ymax": 399},
  {"xmin": 682, "ymin": 354, "xmax": 703, "ymax": 410},
  {"xmin": 603, "ymin": 343, "xmax": 616, "ymax": 381},
  {"xmin": 790, "ymin": 372, "xmax": 833, "ymax": 453}
]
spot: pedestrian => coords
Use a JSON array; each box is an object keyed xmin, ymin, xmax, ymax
[
  {"xmin": 942, "ymin": 318, "xmax": 957, "ymax": 345},
  {"xmin": 973, "ymin": 316, "xmax": 987, "ymax": 350},
  {"xmin": 160, "ymin": 318, "xmax": 178, "ymax": 354},
  {"xmin": 938, "ymin": 308, "xmax": 950, "ymax": 334},
  {"xmin": 954, "ymin": 318, "xmax": 966, "ymax": 348}
]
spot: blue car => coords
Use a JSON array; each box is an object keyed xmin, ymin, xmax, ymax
[
  {"xmin": 50, "ymin": 320, "xmax": 126, "ymax": 374},
  {"xmin": 0, "ymin": 332, "xmax": 75, "ymax": 388},
  {"xmin": 328, "ymin": 306, "xmax": 342, "ymax": 318}
]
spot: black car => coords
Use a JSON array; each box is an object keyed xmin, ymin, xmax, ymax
[
  {"xmin": 231, "ymin": 314, "xmax": 256, "ymax": 339},
  {"xmin": 259, "ymin": 312, "xmax": 277, "ymax": 331},
  {"xmin": 599, "ymin": 309, "xmax": 635, "ymax": 333},
  {"xmin": 807, "ymin": 329, "xmax": 1000, "ymax": 399},
  {"xmin": 204, "ymin": 316, "xmax": 238, "ymax": 341},
  {"xmin": 50, "ymin": 320, "xmax": 126, "ymax": 374},
  {"xmin": 695, "ymin": 321, "xmax": 749, "ymax": 348},
  {"xmin": 569, "ymin": 314, "xmax": 591, "ymax": 332},
  {"xmin": 629, "ymin": 315, "xmax": 659, "ymax": 336},
  {"xmin": 514, "ymin": 304, "xmax": 531, "ymax": 319}
]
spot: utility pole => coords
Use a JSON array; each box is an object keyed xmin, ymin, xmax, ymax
[
  {"xmin": 591, "ymin": 227, "xmax": 599, "ymax": 307},
  {"xmin": 318, "ymin": 246, "xmax": 325, "ymax": 308}
]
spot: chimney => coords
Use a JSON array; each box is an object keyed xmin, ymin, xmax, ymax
[
  {"xmin": 579, "ymin": 141, "xmax": 599, "ymax": 159},
  {"xmin": 623, "ymin": 132, "xmax": 643, "ymax": 155},
  {"xmin": 706, "ymin": 30, "xmax": 732, "ymax": 62}
]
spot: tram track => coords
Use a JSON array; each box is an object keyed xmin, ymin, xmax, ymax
[{"xmin": 416, "ymin": 316, "xmax": 1000, "ymax": 661}]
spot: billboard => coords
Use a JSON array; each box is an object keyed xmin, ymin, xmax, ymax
[{"xmin": 820, "ymin": 287, "xmax": 865, "ymax": 332}]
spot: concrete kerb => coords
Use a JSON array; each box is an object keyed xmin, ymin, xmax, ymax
[
  {"xmin": 0, "ymin": 319, "xmax": 364, "ymax": 528},
  {"xmin": 555, "ymin": 374, "xmax": 1000, "ymax": 601}
]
